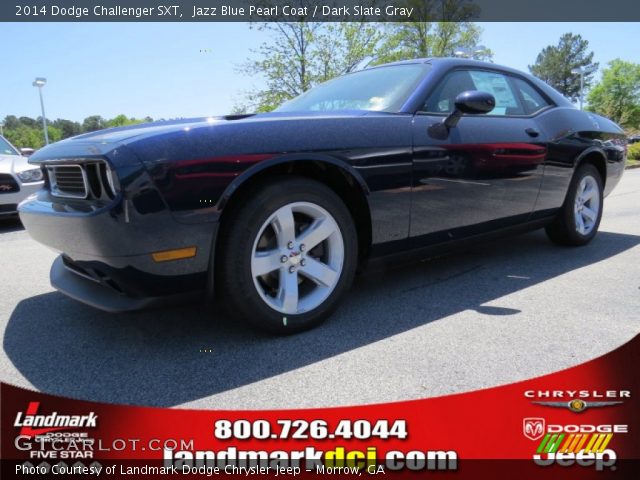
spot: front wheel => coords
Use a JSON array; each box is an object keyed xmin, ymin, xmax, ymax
[
  {"xmin": 219, "ymin": 177, "xmax": 358, "ymax": 334},
  {"xmin": 545, "ymin": 163, "xmax": 603, "ymax": 246}
]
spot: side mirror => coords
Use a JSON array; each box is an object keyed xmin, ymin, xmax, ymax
[
  {"xmin": 454, "ymin": 90, "xmax": 496, "ymax": 115},
  {"xmin": 428, "ymin": 90, "xmax": 496, "ymax": 139}
]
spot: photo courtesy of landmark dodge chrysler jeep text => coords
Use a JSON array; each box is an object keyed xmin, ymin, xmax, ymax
[{"xmin": 19, "ymin": 58, "xmax": 626, "ymax": 333}]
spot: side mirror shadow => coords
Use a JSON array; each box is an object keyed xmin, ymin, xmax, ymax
[{"xmin": 428, "ymin": 90, "xmax": 496, "ymax": 139}]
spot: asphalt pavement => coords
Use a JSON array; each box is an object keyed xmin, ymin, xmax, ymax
[{"xmin": 1, "ymin": 170, "xmax": 639, "ymax": 409}]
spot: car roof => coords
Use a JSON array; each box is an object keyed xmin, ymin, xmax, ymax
[
  {"xmin": 374, "ymin": 57, "xmax": 573, "ymax": 108},
  {"xmin": 379, "ymin": 57, "xmax": 526, "ymax": 75}
]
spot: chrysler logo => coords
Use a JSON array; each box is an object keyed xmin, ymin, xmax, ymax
[
  {"xmin": 532, "ymin": 400, "xmax": 623, "ymax": 413},
  {"xmin": 523, "ymin": 417, "xmax": 545, "ymax": 441}
]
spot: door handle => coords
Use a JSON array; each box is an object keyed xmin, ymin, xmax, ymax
[{"xmin": 525, "ymin": 128, "xmax": 540, "ymax": 138}]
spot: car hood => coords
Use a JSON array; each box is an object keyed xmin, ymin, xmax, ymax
[
  {"xmin": 34, "ymin": 111, "xmax": 370, "ymax": 147},
  {"xmin": 28, "ymin": 110, "xmax": 376, "ymax": 164},
  {"xmin": 0, "ymin": 154, "xmax": 32, "ymax": 175},
  {"xmin": 100, "ymin": 111, "xmax": 372, "ymax": 141}
]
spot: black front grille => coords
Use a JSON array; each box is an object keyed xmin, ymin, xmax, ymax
[
  {"xmin": 46, "ymin": 162, "xmax": 116, "ymax": 201},
  {"xmin": 48, "ymin": 165, "xmax": 87, "ymax": 198},
  {"xmin": 0, "ymin": 203, "xmax": 18, "ymax": 213},
  {"xmin": 0, "ymin": 174, "xmax": 19, "ymax": 194}
]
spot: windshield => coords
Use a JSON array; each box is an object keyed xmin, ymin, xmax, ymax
[
  {"xmin": 275, "ymin": 64, "xmax": 429, "ymax": 114},
  {"xmin": 0, "ymin": 136, "xmax": 19, "ymax": 156}
]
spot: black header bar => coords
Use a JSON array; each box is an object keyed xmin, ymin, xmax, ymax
[{"xmin": 4, "ymin": 0, "xmax": 640, "ymax": 22}]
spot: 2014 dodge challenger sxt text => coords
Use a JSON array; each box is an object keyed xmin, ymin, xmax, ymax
[{"xmin": 18, "ymin": 59, "xmax": 626, "ymax": 333}]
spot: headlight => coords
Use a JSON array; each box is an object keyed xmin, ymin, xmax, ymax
[{"xmin": 16, "ymin": 168, "xmax": 43, "ymax": 183}]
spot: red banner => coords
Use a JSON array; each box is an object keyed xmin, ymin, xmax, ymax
[{"xmin": 2, "ymin": 335, "xmax": 639, "ymax": 479}]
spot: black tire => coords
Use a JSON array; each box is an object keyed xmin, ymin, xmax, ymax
[
  {"xmin": 218, "ymin": 176, "xmax": 358, "ymax": 334},
  {"xmin": 545, "ymin": 163, "xmax": 603, "ymax": 246}
]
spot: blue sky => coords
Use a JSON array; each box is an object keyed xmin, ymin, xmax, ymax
[{"xmin": 1, "ymin": 22, "xmax": 638, "ymax": 122}]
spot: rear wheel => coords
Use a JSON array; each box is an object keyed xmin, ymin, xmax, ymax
[
  {"xmin": 545, "ymin": 163, "xmax": 603, "ymax": 246},
  {"xmin": 219, "ymin": 177, "xmax": 357, "ymax": 334}
]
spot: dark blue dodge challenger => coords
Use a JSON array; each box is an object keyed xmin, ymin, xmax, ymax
[{"xmin": 19, "ymin": 58, "xmax": 626, "ymax": 333}]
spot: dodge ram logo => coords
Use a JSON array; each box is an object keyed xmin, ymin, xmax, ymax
[{"xmin": 523, "ymin": 418, "xmax": 545, "ymax": 441}]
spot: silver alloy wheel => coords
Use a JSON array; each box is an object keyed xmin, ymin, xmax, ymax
[
  {"xmin": 573, "ymin": 175, "xmax": 600, "ymax": 236},
  {"xmin": 250, "ymin": 201, "xmax": 344, "ymax": 315}
]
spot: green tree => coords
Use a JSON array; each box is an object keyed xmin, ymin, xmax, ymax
[
  {"xmin": 241, "ymin": 21, "xmax": 324, "ymax": 112},
  {"xmin": 82, "ymin": 115, "xmax": 106, "ymax": 132},
  {"xmin": 239, "ymin": 1, "xmax": 493, "ymax": 112},
  {"xmin": 587, "ymin": 59, "xmax": 640, "ymax": 129},
  {"xmin": 18, "ymin": 116, "xmax": 38, "ymax": 128},
  {"xmin": 2, "ymin": 115, "xmax": 20, "ymax": 130},
  {"xmin": 628, "ymin": 143, "xmax": 640, "ymax": 160},
  {"xmin": 529, "ymin": 33, "xmax": 597, "ymax": 102},
  {"xmin": 106, "ymin": 114, "xmax": 144, "ymax": 128},
  {"xmin": 52, "ymin": 118, "xmax": 82, "ymax": 138},
  {"xmin": 229, "ymin": 104, "xmax": 249, "ymax": 115},
  {"xmin": 240, "ymin": 20, "xmax": 382, "ymax": 112},
  {"xmin": 315, "ymin": 23, "xmax": 383, "ymax": 79},
  {"xmin": 46, "ymin": 125, "xmax": 63, "ymax": 143},
  {"xmin": 3, "ymin": 114, "xmax": 154, "ymax": 148},
  {"xmin": 377, "ymin": 0, "xmax": 491, "ymax": 63},
  {"xmin": 4, "ymin": 125, "xmax": 43, "ymax": 149}
]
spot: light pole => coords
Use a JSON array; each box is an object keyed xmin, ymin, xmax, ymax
[
  {"xmin": 571, "ymin": 66, "xmax": 597, "ymax": 110},
  {"xmin": 32, "ymin": 77, "xmax": 49, "ymax": 145}
]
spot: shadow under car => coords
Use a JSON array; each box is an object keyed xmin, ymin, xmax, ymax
[{"xmin": 3, "ymin": 230, "xmax": 639, "ymax": 407}]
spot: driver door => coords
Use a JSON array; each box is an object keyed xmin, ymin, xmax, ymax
[{"xmin": 410, "ymin": 68, "xmax": 547, "ymax": 244}]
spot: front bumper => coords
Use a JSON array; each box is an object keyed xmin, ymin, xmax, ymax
[
  {"xmin": 0, "ymin": 182, "xmax": 42, "ymax": 216},
  {"xmin": 604, "ymin": 155, "xmax": 625, "ymax": 197},
  {"xmin": 19, "ymin": 189, "xmax": 217, "ymax": 311},
  {"xmin": 50, "ymin": 256, "xmax": 201, "ymax": 312}
]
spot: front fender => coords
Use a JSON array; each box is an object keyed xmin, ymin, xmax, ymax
[{"xmin": 216, "ymin": 153, "xmax": 370, "ymax": 212}]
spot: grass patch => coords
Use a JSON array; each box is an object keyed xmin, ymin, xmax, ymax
[{"xmin": 627, "ymin": 158, "xmax": 640, "ymax": 169}]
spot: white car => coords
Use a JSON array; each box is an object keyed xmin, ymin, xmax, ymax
[{"xmin": 0, "ymin": 136, "xmax": 44, "ymax": 217}]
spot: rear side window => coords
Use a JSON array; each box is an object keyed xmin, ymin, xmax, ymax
[
  {"xmin": 512, "ymin": 77, "xmax": 552, "ymax": 114},
  {"xmin": 424, "ymin": 69, "xmax": 525, "ymax": 116}
]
